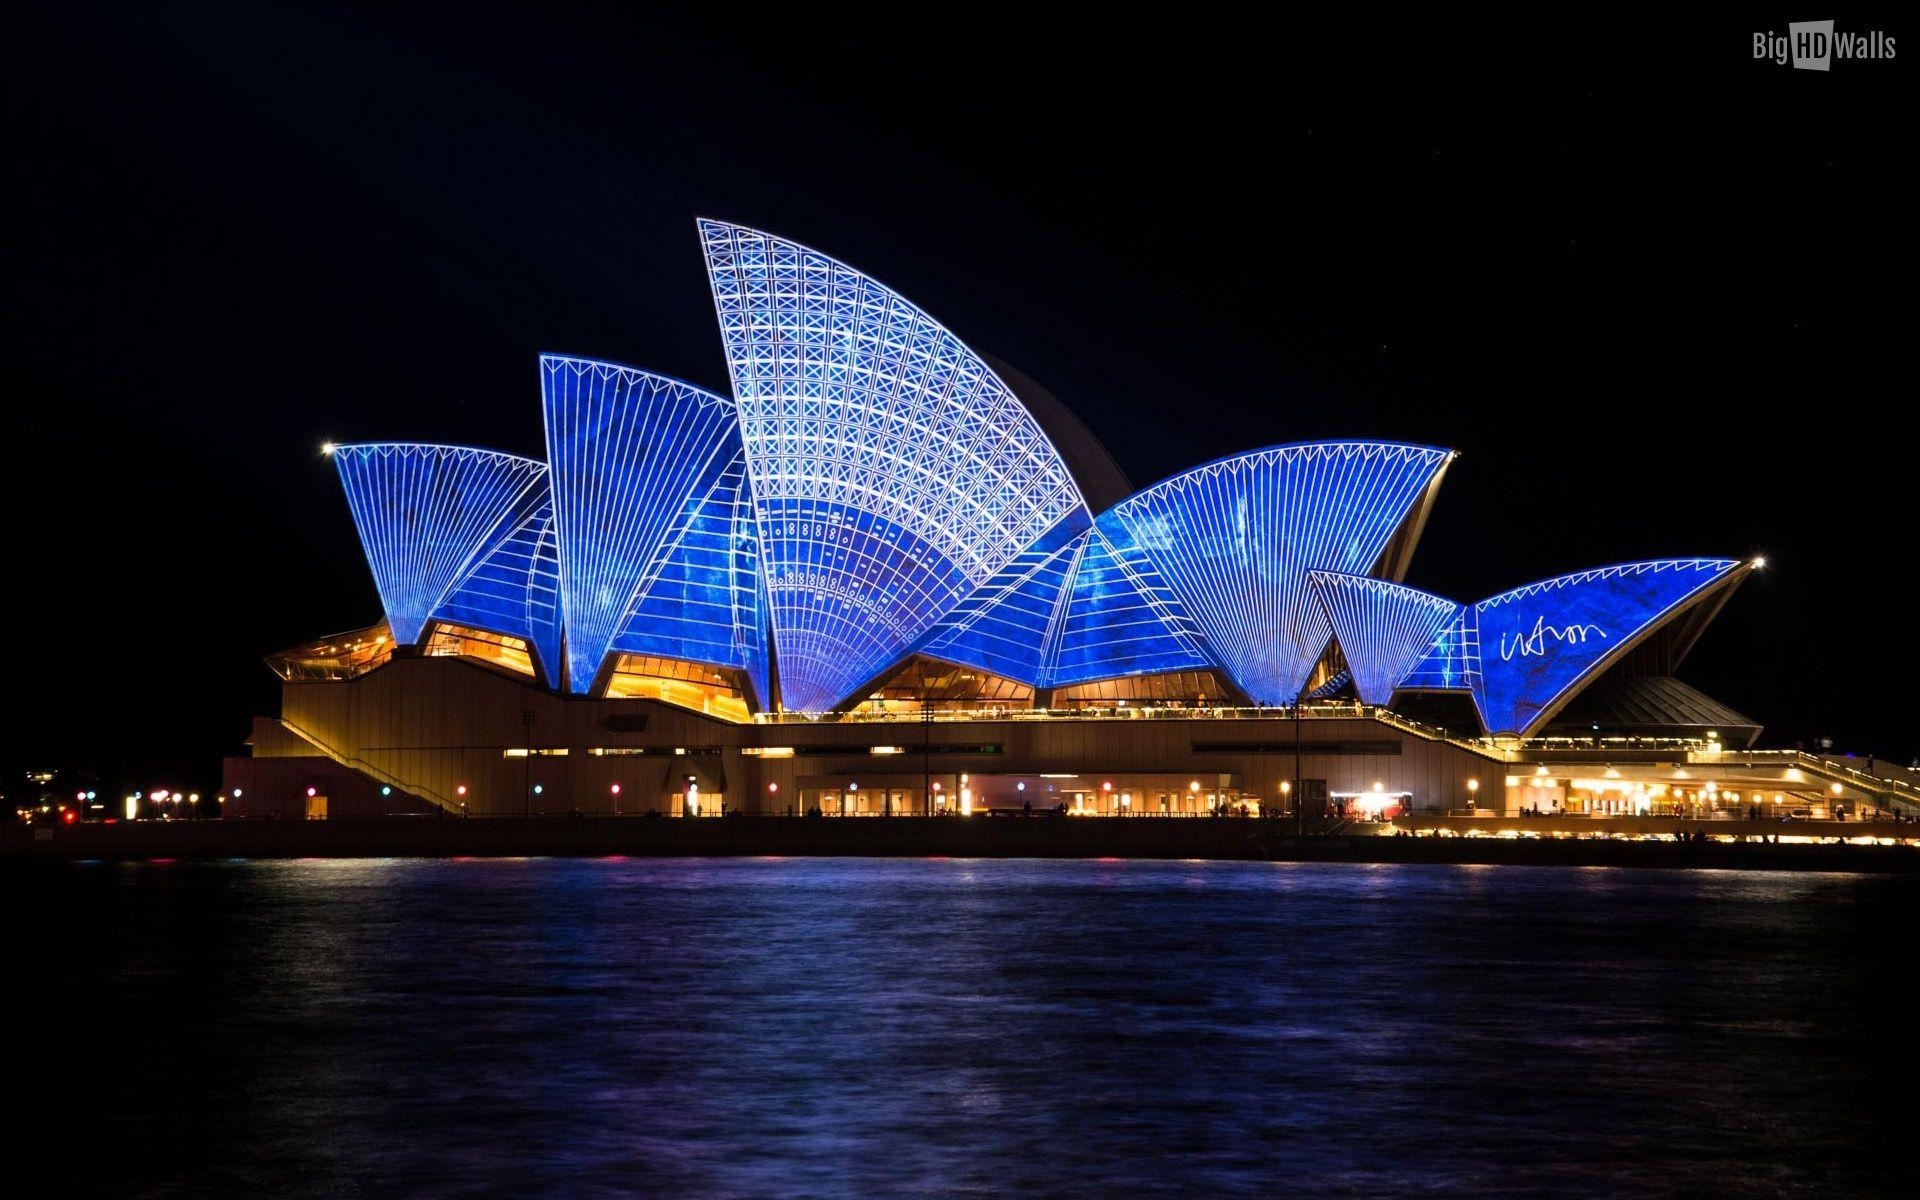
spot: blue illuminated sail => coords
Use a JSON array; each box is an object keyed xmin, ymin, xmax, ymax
[
  {"xmin": 1471, "ymin": 559, "xmax": 1743, "ymax": 736},
  {"xmin": 914, "ymin": 513, "xmax": 1088, "ymax": 685},
  {"xmin": 542, "ymin": 355, "xmax": 741, "ymax": 693},
  {"xmin": 607, "ymin": 444, "xmax": 769, "ymax": 708},
  {"xmin": 1398, "ymin": 607, "xmax": 1480, "ymax": 692},
  {"xmin": 1309, "ymin": 571, "xmax": 1461, "ymax": 704},
  {"xmin": 333, "ymin": 443, "xmax": 549, "ymax": 646},
  {"xmin": 432, "ymin": 486, "xmax": 563, "ymax": 688},
  {"xmin": 1109, "ymin": 442, "xmax": 1453, "ymax": 704},
  {"xmin": 699, "ymin": 219, "xmax": 1089, "ymax": 711},
  {"xmin": 1044, "ymin": 521, "xmax": 1212, "ymax": 687}
]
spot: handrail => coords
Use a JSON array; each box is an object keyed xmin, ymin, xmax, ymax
[
  {"xmin": 277, "ymin": 718, "xmax": 461, "ymax": 814},
  {"xmin": 1686, "ymin": 748, "xmax": 1920, "ymax": 790}
]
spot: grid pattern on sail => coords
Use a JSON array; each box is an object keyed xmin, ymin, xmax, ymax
[
  {"xmin": 1471, "ymin": 559, "xmax": 1741, "ymax": 737},
  {"xmin": 1109, "ymin": 443, "xmax": 1452, "ymax": 705},
  {"xmin": 333, "ymin": 443, "xmax": 549, "ymax": 646},
  {"xmin": 1308, "ymin": 571, "xmax": 1461, "ymax": 705},
  {"xmin": 1400, "ymin": 607, "xmax": 1481, "ymax": 692},
  {"xmin": 432, "ymin": 488, "xmax": 563, "ymax": 689},
  {"xmin": 699, "ymin": 219, "xmax": 1087, "ymax": 711},
  {"xmin": 542, "ymin": 355, "xmax": 739, "ymax": 694},
  {"xmin": 608, "ymin": 445, "xmax": 769, "ymax": 708}
]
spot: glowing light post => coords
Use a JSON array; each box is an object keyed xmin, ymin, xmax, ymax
[
  {"xmin": 959, "ymin": 773, "xmax": 972, "ymax": 817},
  {"xmin": 610, "ymin": 782, "xmax": 621, "ymax": 817},
  {"xmin": 767, "ymin": 780, "xmax": 779, "ymax": 816},
  {"xmin": 1467, "ymin": 777, "xmax": 1480, "ymax": 815}
]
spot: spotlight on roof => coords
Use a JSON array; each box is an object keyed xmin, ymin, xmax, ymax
[
  {"xmin": 321, "ymin": 441, "xmax": 337, "ymax": 456},
  {"xmin": 1751, "ymin": 555, "xmax": 1766, "ymax": 569}
]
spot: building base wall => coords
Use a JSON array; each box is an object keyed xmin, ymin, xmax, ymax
[{"xmin": 224, "ymin": 657, "xmax": 1505, "ymax": 820}]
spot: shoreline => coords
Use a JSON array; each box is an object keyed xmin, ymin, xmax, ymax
[{"xmin": 7, "ymin": 817, "xmax": 1920, "ymax": 873}]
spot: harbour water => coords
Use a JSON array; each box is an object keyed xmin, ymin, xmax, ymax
[{"xmin": 11, "ymin": 858, "xmax": 1915, "ymax": 1197}]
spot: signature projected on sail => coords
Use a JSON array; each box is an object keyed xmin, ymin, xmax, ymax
[{"xmin": 1498, "ymin": 616, "xmax": 1607, "ymax": 662}]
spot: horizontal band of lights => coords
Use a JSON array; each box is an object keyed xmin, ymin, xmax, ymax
[
  {"xmin": 432, "ymin": 488, "xmax": 563, "ymax": 688},
  {"xmin": 1471, "ymin": 559, "xmax": 1742, "ymax": 737},
  {"xmin": 1108, "ymin": 443, "xmax": 1452, "ymax": 705},
  {"xmin": 608, "ymin": 444, "xmax": 769, "ymax": 710},
  {"xmin": 333, "ymin": 444, "xmax": 549, "ymax": 646},
  {"xmin": 542, "ymin": 356, "xmax": 741, "ymax": 694},
  {"xmin": 699, "ymin": 219, "xmax": 1088, "ymax": 711},
  {"xmin": 1309, "ymin": 571, "xmax": 1461, "ymax": 705}
]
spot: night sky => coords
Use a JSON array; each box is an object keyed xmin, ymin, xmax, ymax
[{"xmin": 10, "ymin": 5, "xmax": 1911, "ymax": 788}]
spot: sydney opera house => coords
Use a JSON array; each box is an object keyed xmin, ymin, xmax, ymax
[{"xmin": 225, "ymin": 220, "xmax": 1882, "ymax": 823}]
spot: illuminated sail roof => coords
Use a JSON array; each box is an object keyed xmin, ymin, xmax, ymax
[
  {"xmin": 1398, "ymin": 607, "xmax": 1481, "ymax": 693},
  {"xmin": 541, "ymin": 355, "xmax": 743, "ymax": 693},
  {"xmin": 1309, "ymin": 571, "xmax": 1461, "ymax": 705},
  {"xmin": 1469, "ymin": 559, "xmax": 1745, "ymax": 736},
  {"xmin": 317, "ymin": 226, "xmax": 1754, "ymax": 733},
  {"xmin": 699, "ymin": 219, "xmax": 1090, "ymax": 710},
  {"xmin": 914, "ymin": 512, "xmax": 1089, "ymax": 686},
  {"xmin": 1108, "ymin": 442, "xmax": 1453, "ymax": 705},
  {"xmin": 1044, "ymin": 519, "xmax": 1213, "ymax": 687},
  {"xmin": 431, "ymin": 487, "xmax": 563, "ymax": 689},
  {"xmin": 332, "ymin": 443, "xmax": 549, "ymax": 647},
  {"xmin": 606, "ymin": 442, "xmax": 770, "ymax": 709}
]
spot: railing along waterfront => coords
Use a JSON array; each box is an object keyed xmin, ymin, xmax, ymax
[{"xmin": 756, "ymin": 702, "xmax": 1506, "ymax": 757}]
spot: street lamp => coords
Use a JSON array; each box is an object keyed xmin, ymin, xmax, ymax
[
  {"xmin": 610, "ymin": 782, "xmax": 621, "ymax": 816},
  {"xmin": 1466, "ymin": 777, "xmax": 1480, "ymax": 814}
]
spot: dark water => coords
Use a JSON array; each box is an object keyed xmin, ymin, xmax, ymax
[{"xmin": 10, "ymin": 858, "xmax": 1916, "ymax": 1198}]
